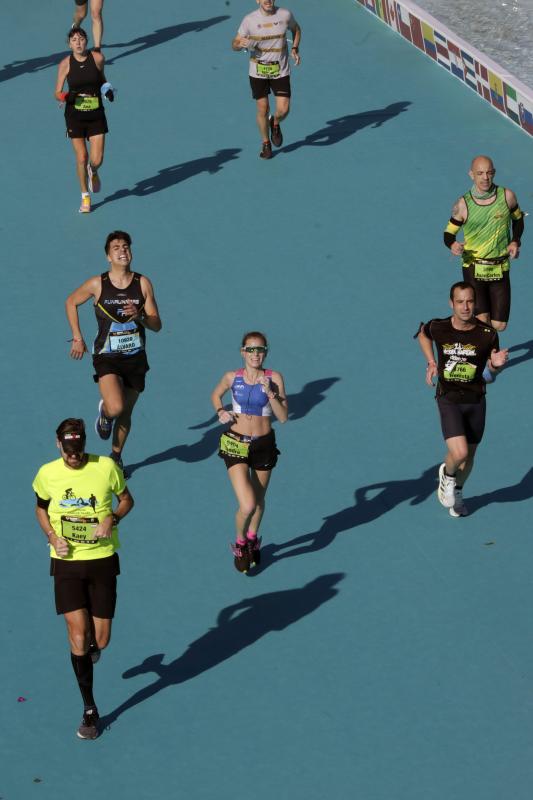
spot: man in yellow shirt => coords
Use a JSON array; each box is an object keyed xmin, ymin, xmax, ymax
[{"xmin": 33, "ymin": 418, "xmax": 134, "ymax": 739}]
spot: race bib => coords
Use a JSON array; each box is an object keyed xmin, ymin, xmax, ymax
[
  {"xmin": 74, "ymin": 95, "xmax": 100, "ymax": 111},
  {"xmin": 256, "ymin": 61, "xmax": 280, "ymax": 78},
  {"xmin": 443, "ymin": 361, "xmax": 476, "ymax": 382},
  {"xmin": 109, "ymin": 329, "xmax": 141, "ymax": 353},
  {"xmin": 61, "ymin": 515, "xmax": 99, "ymax": 544},
  {"xmin": 219, "ymin": 433, "xmax": 250, "ymax": 459},
  {"xmin": 474, "ymin": 261, "xmax": 505, "ymax": 281}
]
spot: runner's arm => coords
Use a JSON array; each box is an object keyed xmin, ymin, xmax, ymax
[
  {"xmin": 35, "ymin": 498, "xmax": 69, "ymax": 556},
  {"xmin": 139, "ymin": 276, "xmax": 162, "ymax": 332},
  {"xmin": 211, "ymin": 372, "xmax": 236, "ymax": 423},
  {"xmin": 95, "ymin": 486, "xmax": 134, "ymax": 539},
  {"xmin": 65, "ymin": 275, "xmax": 101, "ymax": 359},
  {"xmin": 444, "ymin": 197, "xmax": 467, "ymax": 255},
  {"xmin": 266, "ymin": 371, "xmax": 288, "ymax": 423},
  {"xmin": 54, "ymin": 57, "xmax": 70, "ymax": 101},
  {"xmin": 505, "ymin": 188, "xmax": 525, "ymax": 253},
  {"xmin": 289, "ymin": 19, "xmax": 301, "ymax": 64},
  {"xmin": 417, "ymin": 326, "xmax": 438, "ymax": 386}
]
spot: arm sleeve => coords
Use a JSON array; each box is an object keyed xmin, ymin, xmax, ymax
[
  {"xmin": 510, "ymin": 207, "xmax": 525, "ymax": 244},
  {"xmin": 237, "ymin": 19, "xmax": 249, "ymax": 36},
  {"xmin": 443, "ymin": 217, "xmax": 463, "ymax": 248},
  {"xmin": 35, "ymin": 493, "xmax": 51, "ymax": 510}
]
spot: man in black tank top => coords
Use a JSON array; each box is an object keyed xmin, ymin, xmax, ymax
[
  {"xmin": 55, "ymin": 28, "xmax": 113, "ymax": 213},
  {"xmin": 416, "ymin": 282, "xmax": 508, "ymax": 518},
  {"xmin": 65, "ymin": 231, "xmax": 162, "ymax": 470}
]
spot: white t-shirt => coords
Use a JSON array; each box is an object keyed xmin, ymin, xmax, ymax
[{"xmin": 238, "ymin": 7, "xmax": 297, "ymax": 79}]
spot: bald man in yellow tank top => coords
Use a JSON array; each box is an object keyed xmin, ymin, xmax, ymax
[{"xmin": 443, "ymin": 155, "xmax": 525, "ymax": 332}]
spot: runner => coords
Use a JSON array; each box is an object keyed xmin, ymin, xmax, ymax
[
  {"xmin": 32, "ymin": 418, "xmax": 134, "ymax": 739},
  {"xmin": 232, "ymin": 0, "xmax": 301, "ymax": 159},
  {"xmin": 416, "ymin": 282, "xmax": 508, "ymax": 517},
  {"xmin": 55, "ymin": 27, "xmax": 114, "ymax": 213},
  {"xmin": 72, "ymin": 0, "xmax": 105, "ymax": 52},
  {"xmin": 211, "ymin": 332, "xmax": 288, "ymax": 571},
  {"xmin": 443, "ymin": 155, "xmax": 525, "ymax": 333},
  {"xmin": 65, "ymin": 231, "xmax": 162, "ymax": 469}
]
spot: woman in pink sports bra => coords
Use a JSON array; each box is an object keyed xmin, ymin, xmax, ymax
[{"xmin": 211, "ymin": 331, "xmax": 288, "ymax": 573}]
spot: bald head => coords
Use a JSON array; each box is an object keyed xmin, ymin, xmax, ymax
[{"xmin": 469, "ymin": 155, "xmax": 496, "ymax": 193}]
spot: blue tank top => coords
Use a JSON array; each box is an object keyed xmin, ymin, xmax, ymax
[{"xmin": 231, "ymin": 369, "xmax": 273, "ymax": 417}]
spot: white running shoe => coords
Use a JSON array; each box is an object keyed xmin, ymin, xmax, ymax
[
  {"xmin": 438, "ymin": 463, "xmax": 456, "ymax": 508},
  {"xmin": 449, "ymin": 488, "xmax": 469, "ymax": 517}
]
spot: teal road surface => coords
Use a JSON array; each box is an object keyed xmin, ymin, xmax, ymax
[{"xmin": 2, "ymin": 1, "xmax": 533, "ymax": 798}]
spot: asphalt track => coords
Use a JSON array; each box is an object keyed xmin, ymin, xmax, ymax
[{"xmin": 2, "ymin": 1, "xmax": 533, "ymax": 798}]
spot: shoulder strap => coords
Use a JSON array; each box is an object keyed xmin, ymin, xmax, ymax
[{"xmin": 235, "ymin": 368, "xmax": 244, "ymax": 377}]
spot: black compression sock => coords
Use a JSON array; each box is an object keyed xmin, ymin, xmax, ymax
[{"xmin": 71, "ymin": 652, "xmax": 96, "ymax": 709}]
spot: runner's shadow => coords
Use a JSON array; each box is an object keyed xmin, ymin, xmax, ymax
[
  {"xmin": 99, "ymin": 573, "xmax": 344, "ymax": 729},
  {"xmin": 461, "ymin": 467, "xmax": 533, "ymax": 515},
  {"xmin": 105, "ymin": 16, "xmax": 230, "ymax": 64},
  {"xmin": 280, "ymin": 101, "xmax": 411, "ymax": 154},
  {"xmin": 0, "ymin": 16, "xmax": 230, "ymax": 82},
  {"xmin": 255, "ymin": 464, "xmax": 438, "ymax": 573},
  {"xmin": 93, "ymin": 148, "xmax": 241, "ymax": 209},
  {"xmin": 506, "ymin": 339, "xmax": 533, "ymax": 371},
  {"xmin": 125, "ymin": 377, "xmax": 340, "ymax": 476},
  {"xmin": 0, "ymin": 50, "xmax": 67, "ymax": 83}
]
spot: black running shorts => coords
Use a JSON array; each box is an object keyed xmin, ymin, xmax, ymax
[
  {"xmin": 93, "ymin": 351, "xmax": 149, "ymax": 393},
  {"xmin": 249, "ymin": 75, "xmax": 291, "ymax": 100},
  {"xmin": 219, "ymin": 430, "xmax": 280, "ymax": 471},
  {"xmin": 462, "ymin": 267, "xmax": 511, "ymax": 323},
  {"xmin": 51, "ymin": 553, "xmax": 120, "ymax": 617},
  {"xmin": 436, "ymin": 395, "xmax": 486, "ymax": 444},
  {"xmin": 66, "ymin": 116, "xmax": 108, "ymax": 139}
]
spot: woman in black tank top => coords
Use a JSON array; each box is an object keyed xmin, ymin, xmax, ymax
[{"xmin": 55, "ymin": 27, "xmax": 112, "ymax": 214}]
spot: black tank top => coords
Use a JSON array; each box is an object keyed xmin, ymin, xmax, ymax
[
  {"xmin": 93, "ymin": 272, "xmax": 146, "ymax": 357},
  {"xmin": 66, "ymin": 52, "xmax": 105, "ymax": 121}
]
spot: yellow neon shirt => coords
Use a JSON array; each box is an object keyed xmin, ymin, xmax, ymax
[{"xmin": 32, "ymin": 455, "xmax": 126, "ymax": 561}]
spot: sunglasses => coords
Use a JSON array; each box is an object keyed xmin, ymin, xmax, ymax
[{"xmin": 243, "ymin": 346, "xmax": 268, "ymax": 354}]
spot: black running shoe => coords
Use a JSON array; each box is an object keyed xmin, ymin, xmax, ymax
[
  {"xmin": 231, "ymin": 542, "xmax": 250, "ymax": 573},
  {"xmin": 260, "ymin": 141, "xmax": 273, "ymax": 159},
  {"xmin": 246, "ymin": 535, "xmax": 262, "ymax": 567},
  {"xmin": 269, "ymin": 115, "xmax": 283, "ymax": 147},
  {"xmin": 88, "ymin": 642, "xmax": 101, "ymax": 664},
  {"xmin": 76, "ymin": 707, "xmax": 100, "ymax": 739}
]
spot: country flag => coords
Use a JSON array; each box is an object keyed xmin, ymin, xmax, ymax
[
  {"xmin": 408, "ymin": 13, "xmax": 424, "ymax": 51},
  {"xmin": 434, "ymin": 30, "xmax": 450, "ymax": 70},
  {"xmin": 518, "ymin": 100, "xmax": 533, "ymax": 135},
  {"xmin": 476, "ymin": 62, "xmax": 491, "ymax": 102},
  {"xmin": 488, "ymin": 70, "xmax": 505, "ymax": 111},
  {"xmin": 421, "ymin": 21, "xmax": 436, "ymax": 60},
  {"xmin": 395, "ymin": 3, "xmax": 412, "ymax": 41},
  {"xmin": 447, "ymin": 40, "xmax": 465, "ymax": 81},
  {"xmin": 503, "ymin": 83, "xmax": 520, "ymax": 124},
  {"xmin": 461, "ymin": 50, "xmax": 477, "ymax": 91}
]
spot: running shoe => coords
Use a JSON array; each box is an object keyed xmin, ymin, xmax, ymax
[
  {"xmin": 88, "ymin": 642, "xmax": 101, "ymax": 664},
  {"xmin": 79, "ymin": 194, "xmax": 91, "ymax": 214},
  {"xmin": 437, "ymin": 463, "xmax": 456, "ymax": 508},
  {"xmin": 260, "ymin": 141, "xmax": 273, "ymax": 160},
  {"xmin": 76, "ymin": 707, "xmax": 100, "ymax": 739},
  {"xmin": 87, "ymin": 164, "xmax": 101, "ymax": 193},
  {"xmin": 269, "ymin": 115, "xmax": 283, "ymax": 147},
  {"xmin": 246, "ymin": 535, "xmax": 262, "ymax": 567},
  {"xmin": 449, "ymin": 488, "xmax": 469, "ymax": 517},
  {"xmin": 231, "ymin": 541, "xmax": 250, "ymax": 573},
  {"xmin": 95, "ymin": 400, "xmax": 113, "ymax": 440}
]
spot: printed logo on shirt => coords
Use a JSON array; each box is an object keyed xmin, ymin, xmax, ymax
[{"xmin": 59, "ymin": 488, "xmax": 98, "ymax": 510}]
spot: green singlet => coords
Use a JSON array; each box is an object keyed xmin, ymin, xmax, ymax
[{"xmin": 462, "ymin": 186, "xmax": 511, "ymax": 274}]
